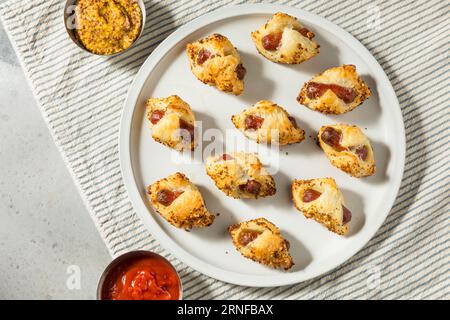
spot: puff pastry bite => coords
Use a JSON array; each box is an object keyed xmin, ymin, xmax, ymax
[
  {"xmin": 251, "ymin": 12, "xmax": 319, "ymax": 64},
  {"xmin": 186, "ymin": 33, "xmax": 246, "ymax": 95},
  {"xmin": 205, "ymin": 152, "xmax": 276, "ymax": 199},
  {"xmin": 146, "ymin": 95, "xmax": 196, "ymax": 151},
  {"xmin": 292, "ymin": 178, "xmax": 352, "ymax": 235},
  {"xmin": 297, "ymin": 65, "xmax": 371, "ymax": 114},
  {"xmin": 229, "ymin": 218, "xmax": 294, "ymax": 270},
  {"xmin": 318, "ymin": 124, "xmax": 376, "ymax": 177},
  {"xmin": 147, "ymin": 172, "xmax": 215, "ymax": 229},
  {"xmin": 231, "ymin": 100, "xmax": 305, "ymax": 145}
]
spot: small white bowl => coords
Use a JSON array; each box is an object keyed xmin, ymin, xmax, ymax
[{"xmin": 63, "ymin": 0, "xmax": 146, "ymax": 56}]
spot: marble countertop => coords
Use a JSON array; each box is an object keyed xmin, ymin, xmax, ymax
[{"xmin": 0, "ymin": 4, "xmax": 111, "ymax": 299}]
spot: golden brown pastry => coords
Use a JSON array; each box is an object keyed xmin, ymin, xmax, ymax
[
  {"xmin": 231, "ymin": 100, "xmax": 305, "ymax": 145},
  {"xmin": 147, "ymin": 172, "xmax": 215, "ymax": 229},
  {"xmin": 251, "ymin": 12, "xmax": 319, "ymax": 64},
  {"xmin": 292, "ymin": 178, "xmax": 351, "ymax": 235},
  {"xmin": 229, "ymin": 218, "xmax": 294, "ymax": 270},
  {"xmin": 205, "ymin": 152, "xmax": 276, "ymax": 199},
  {"xmin": 186, "ymin": 33, "xmax": 246, "ymax": 95},
  {"xmin": 146, "ymin": 95, "xmax": 196, "ymax": 151},
  {"xmin": 318, "ymin": 124, "xmax": 376, "ymax": 177},
  {"xmin": 297, "ymin": 65, "xmax": 371, "ymax": 114}
]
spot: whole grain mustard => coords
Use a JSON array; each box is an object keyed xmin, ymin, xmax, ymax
[{"xmin": 75, "ymin": 0, "xmax": 142, "ymax": 55}]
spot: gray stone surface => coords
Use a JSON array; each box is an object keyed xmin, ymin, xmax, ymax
[{"xmin": 0, "ymin": 2, "xmax": 111, "ymax": 299}]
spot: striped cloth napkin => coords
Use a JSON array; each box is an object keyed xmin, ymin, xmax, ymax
[{"xmin": 1, "ymin": 0, "xmax": 448, "ymax": 299}]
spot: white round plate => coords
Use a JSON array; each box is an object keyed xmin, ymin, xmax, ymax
[{"xmin": 119, "ymin": 4, "xmax": 405, "ymax": 287}]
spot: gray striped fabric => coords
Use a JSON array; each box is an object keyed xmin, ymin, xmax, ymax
[{"xmin": 1, "ymin": 0, "xmax": 448, "ymax": 299}]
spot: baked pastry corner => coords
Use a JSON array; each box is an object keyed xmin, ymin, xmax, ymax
[
  {"xmin": 291, "ymin": 177, "xmax": 351, "ymax": 235},
  {"xmin": 231, "ymin": 100, "xmax": 305, "ymax": 145},
  {"xmin": 318, "ymin": 124, "xmax": 376, "ymax": 177},
  {"xmin": 147, "ymin": 172, "xmax": 215, "ymax": 229},
  {"xmin": 251, "ymin": 12, "xmax": 319, "ymax": 64},
  {"xmin": 146, "ymin": 95, "xmax": 196, "ymax": 151},
  {"xmin": 297, "ymin": 64, "xmax": 371, "ymax": 114},
  {"xmin": 229, "ymin": 217, "xmax": 294, "ymax": 270},
  {"xmin": 205, "ymin": 152, "xmax": 276, "ymax": 199},
  {"xmin": 186, "ymin": 33, "xmax": 246, "ymax": 95}
]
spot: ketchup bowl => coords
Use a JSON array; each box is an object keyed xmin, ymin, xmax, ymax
[{"xmin": 97, "ymin": 251, "xmax": 182, "ymax": 300}]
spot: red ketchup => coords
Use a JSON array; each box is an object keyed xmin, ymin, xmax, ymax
[{"xmin": 101, "ymin": 254, "xmax": 181, "ymax": 300}]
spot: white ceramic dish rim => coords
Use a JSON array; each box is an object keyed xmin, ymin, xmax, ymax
[{"xmin": 119, "ymin": 3, "xmax": 406, "ymax": 287}]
